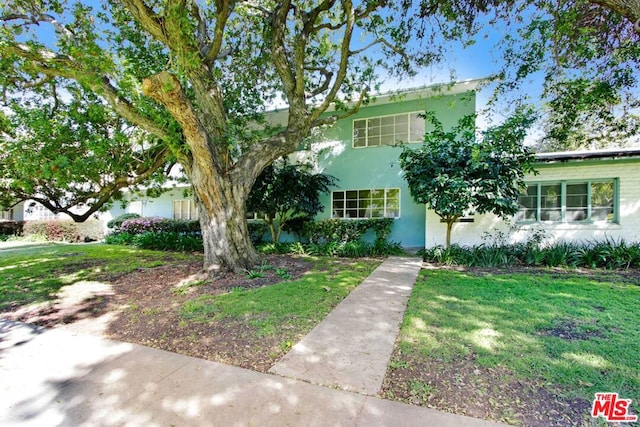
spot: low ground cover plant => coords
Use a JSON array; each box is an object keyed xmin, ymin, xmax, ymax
[{"xmin": 420, "ymin": 237, "xmax": 640, "ymax": 270}]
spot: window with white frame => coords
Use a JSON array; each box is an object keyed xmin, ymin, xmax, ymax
[
  {"xmin": 353, "ymin": 112, "xmax": 424, "ymax": 148},
  {"xmin": 173, "ymin": 199, "xmax": 198, "ymax": 220},
  {"xmin": 517, "ymin": 179, "xmax": 617, "ymax": 223},
  {"xmin": 332, "ymin": 188, "xmax": 400, "ymax": 219},
  {"xmin": 1, "ymin": 208, "xmax": 13, "ymax": 220},
  {"xmin": 28, "ymin": 203, "xmax": 58, "ymax": 220}
]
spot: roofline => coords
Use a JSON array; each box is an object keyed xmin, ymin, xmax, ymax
[
  {"xmin": 269, "ymin": 77, "xmax": 491, "ymax": 115},
  {"xmin": 535, "ymin": 147, "xmax": 640, "ymax": 163}
]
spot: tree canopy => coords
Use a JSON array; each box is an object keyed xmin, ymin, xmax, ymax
[
  {"xmin": 399, "ymin": 110, "xmax": 537, "ymax": 247},
  {"xmin": 430, "ymin": 0, "xmax": 640, "ymax": 150},
  {"xmin": 0, "ymin": 84, "xmax": 170, "ymax": 220}
]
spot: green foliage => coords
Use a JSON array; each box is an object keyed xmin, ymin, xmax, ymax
[
  {"xmin": 256, "ymin": 218, "xmax": 402, "ymax": 258},
  {"xmin": 0, "ymin": 220, "xmax": 23, "ymax": 236},
  {"xmin": 22, "ymin": 220, "xmax": 103, "ymax": 242},
  {"xmin": 107, "ymin": 213, "xmax": 141, "ymax": 231},
  {"xmin": 400, "ymin": 111, "xmax": 536, "ymax": 247},
  {"xmin": 303, "ymin": 218, "xmax": 394, "ymax": 244},
  {"xmin": 0, "ymin": 86, "xmax": 171, "ymax": 220},
  {"xmin": 247, "ymin": 222, "xmax": 268, "ymax": 244},
  {"xmin": 130, "ymin": 232, "xmax": 203, "ymax": 252},
  {"xmin": 420, "ymin": 238, "xmax": 640, "ymax": 270},
  {"xmin": 247, "ymin": 161, "xmax": 336, "ymax": 242},
  {"xmin": 104, "ymin": 232, "xmax": 135, "ymax": 246},
  {"xmin": 487, "ymin": 2, "xmax": 640, "ymax": 150},
  {"xmin": 119, "ymin": 217, "xmax": 200, "ymax": 235}
]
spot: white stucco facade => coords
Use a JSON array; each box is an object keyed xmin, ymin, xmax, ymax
[{"xmin": 425, "ymin": 156, "xmax": 640, "ymax": 247}]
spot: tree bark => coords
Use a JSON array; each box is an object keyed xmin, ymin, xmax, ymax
[{"xmin": 195, "ymin": 177, "xmax": 259, "ymax": 274}]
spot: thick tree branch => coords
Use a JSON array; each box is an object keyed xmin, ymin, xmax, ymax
[
  {"xmin": 589, "ymin": 0, "xmax": 640, "ymax": 32},
  {"xmin": 0, "ymin": 12, "xmax": 74, "ymax": 38},
  {"xmin": 312, "ymin": 87, "xmax": 368, "ymax": 127},
  {"xmin": 270, "ymin": 0, "xmax": 298, "ymax": 105},
  {"xmin": 141, "ymin": 72, "xmax": 214, "ymax": 174},
  {"xmin": 204, "ymin": 0, "xmax": 234, "ymax": 65},
  {"xmin": 310, "ymin": 0, "xmax": 355, "ymax": 122},
  {"xmin": 119, "ymin": 0, "xmax": 168, "ymax": 44},
  {"xmin": 305, "ymin": 65, "xmax": 334, "ymax": 97},
  {"xmin": 3, "ymin": 43, "xmax": 173, "ymax": 141}
]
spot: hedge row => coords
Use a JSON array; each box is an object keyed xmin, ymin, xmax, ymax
[
  {"xmin": 106, "ymin": 216, "xmax": 402, "ymax": 256},
  {"xmin": 420, "ymin": 238, "xmax": 640, "ymax": 270},
  {"xmin": 23, "ymin": 220, "xmax": 103, "ymax": 242},
  {"xmin": 119, "ymin": 216, "xmax": 200, "ymax": 235}
]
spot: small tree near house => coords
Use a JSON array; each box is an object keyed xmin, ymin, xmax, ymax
[
  {"xmin": 399, "ymin": 110, "xmax": 537, "ymax": 248},
  {"xmin": 247, "ymin": 161, "xmax": 336, "ymax": 243}
]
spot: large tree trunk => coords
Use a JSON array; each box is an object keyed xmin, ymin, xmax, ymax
[{"xmin": 192, "ymin": 174, "xmax": 260, "ymax": 274}]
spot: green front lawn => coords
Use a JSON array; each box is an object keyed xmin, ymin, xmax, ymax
[
  {"xmin": 180, "ymin": 258, "xmax": 379, "ymax": 338},
  {"xmin": 0, "ymin": 243, "xmax": 196, "ymax": 312},
  {"xmin": 389, "ymin": 269, "xmax": 640, "ymax": 422}
]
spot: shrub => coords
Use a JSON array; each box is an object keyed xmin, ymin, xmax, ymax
[
  {"xmin": 0, "ymin": 220, "xmax": 24, "ymax": 236},
  {"xmin": 23, "ymin": 220, "xmax": 103, "ymax": 242},
  {"xmin": 420, "ymin": 238, "xmax": 640, "ymax": 270},
  {"xmin": 119, "ymin": 217, "xmax": 200, "ymax": 235},
  {"xmin": 248, "ymin": 222, "xmax": 268, "ymax": 244},
  {"xmin": 107, "ymin": 213, "xmax": 141, "ymax": 231},
  {"xmin": 132, "ymin": 232, "xmax": 203, "ymax": 252},
  {"xmin": 104, "ymin": 232, "xmax": 136, "ymax": 245},
  {"xmin": 303, "ymin": 218, "xmax": 394, "ymax": 244}
]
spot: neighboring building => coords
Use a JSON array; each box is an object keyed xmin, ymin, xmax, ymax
[
  {"xmin": 427, "ymin": 148, "xmax": 640, "ymax": 247},
  {"xmin": 96, "ymin": 79, "xmax": 640, "ymax": 247},
  {"xmin": 1, "ymin": 201, "xmax": 24, "ymax": 221}
]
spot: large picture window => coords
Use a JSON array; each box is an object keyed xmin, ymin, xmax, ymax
[
  {"xmin": 332, "ymin": 188, "xmax": 400, "ymax": 219},
  {"xmin": 353, "ymin": 112, "xmax": 424, "ymax": 148},
  {"xmin": 173, "ymin": 199, "xmax": 198, "ymax": 220},
  {"xmin": 517, "ymin": 180, "xmax": 617, "ymax": 223}
]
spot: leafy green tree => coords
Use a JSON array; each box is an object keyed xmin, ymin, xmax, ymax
[
  {"xmin": 0, "ymin": 1, "xmax": 441, "ymax": 272},
  {"xmin": 419, "ymin": 0, "xmax": 640, "ymax": 150},
  {"xmin": 0, "ymin": 86, "xmax": 170, "ymax": 221},
  {"xmin": 247, "ymin": 161, "xmax": 336, "ymax": 243},
  {"xmin": 399, "ymin": 111, "xmax": 536, "ymax": 248}
]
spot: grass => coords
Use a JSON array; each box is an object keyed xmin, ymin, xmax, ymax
[
  {"xmin": 179, "ymin": 258, "xmax": 380, "ymax": 336},
  {"xmin": 0, "ymin": 243, "xmax": 197, "ymax": 311},
  {"xmin": 396, "ymin": 269, "xmax": 640, "ymax": 413}
]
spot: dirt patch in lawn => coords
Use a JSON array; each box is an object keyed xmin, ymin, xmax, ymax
[
  {"xmin": 382, "ymin": 353, "xmax": 592, "ymax": 426},
  {"xmin": 0, "ymin": 254, "xmax": 326, "ymax": 371}
]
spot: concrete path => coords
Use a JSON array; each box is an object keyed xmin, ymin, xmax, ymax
[
  {"xmin": 0, "ymin": 319, "xmax": 506, "ymax": 427},
  {"xmin": 269, "ymin": 256, "xmax": 422, "ymax": 395}
]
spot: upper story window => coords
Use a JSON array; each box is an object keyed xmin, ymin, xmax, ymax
[
  {"xmin": 332, "ymin": 188, "xmax": 400, "ymax": 219},
  {"xmin": 517, "ymin": 179, "xmax": 617, "ymax": 223},
  {"xmin": 353, "ymin": 112, "xmax": 424, "ymax": 148},
  {"xmin": 173, "ymin": 199, "xmax": 198, "ymax": 220}
]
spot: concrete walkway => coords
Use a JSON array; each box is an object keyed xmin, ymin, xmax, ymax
[
  {"xmin": 0, "ymin": 320, "xmax": 505, "ymax": 426},
  {"xmin": 270, "ymin": 256, "xmax": 422, "ymax": 395}
]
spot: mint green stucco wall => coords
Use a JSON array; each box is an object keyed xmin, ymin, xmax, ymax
[{"xmin": 314, "ymin": 90, "xmax": 476, "ymax": 247}]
